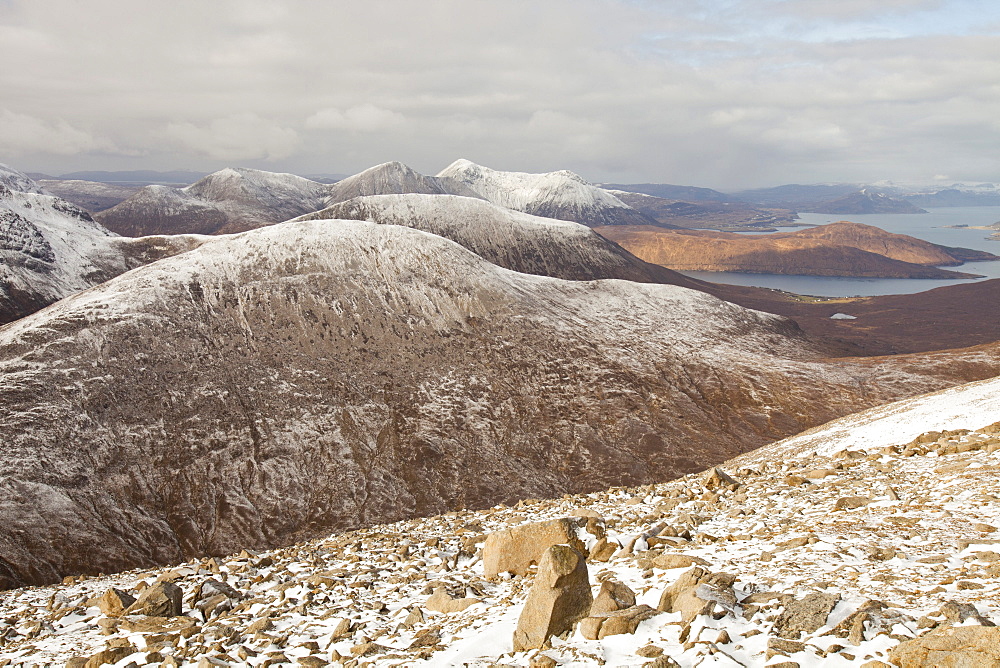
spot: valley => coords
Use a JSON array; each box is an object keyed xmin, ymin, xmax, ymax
[{"xmin": 0, "ymin": 158, "xmax": 998, "ymax": 667}]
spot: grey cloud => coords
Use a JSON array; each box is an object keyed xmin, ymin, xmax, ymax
[{"xmin": 0, "ymin": 0, "xmax": 998, "ymax": 187}]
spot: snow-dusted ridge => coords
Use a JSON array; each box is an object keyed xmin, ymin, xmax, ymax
[
  {"xmin": 0, "ymin": 164, "xmax": 207, "ymax": 324},
  {"xmin": 0, "ymin": 218, "xmax": 995, "ymax": 591},
  {"xmin": 294, "ymin": 193, "xmax": 694, "ymax": 285},
  {"xmin": 745, "ymin": 374, "xmax": 1000, "ymax": 461},
  {"xmin": 437, "ymin": 159, "xmax": 658, "ymax": 228},
  {"xmin": 96, "ymin": 167, "xmax": 328, "ymax": 236},
  {"xmin": 324, "ymin": 161, "xmax": 482, "ymax": 206}
]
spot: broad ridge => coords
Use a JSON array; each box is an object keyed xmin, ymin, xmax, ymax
[{"xmin": 294, "ymin": 193, "xmax": 697, "ymax": 286}]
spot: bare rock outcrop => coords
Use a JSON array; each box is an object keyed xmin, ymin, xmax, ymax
[
  {"xmin": 512, "ymin": 545, "xmax": 593, "ymax": 651},
  {"xmin": 889, "ymin": 625, "xmax": 1000, "ymax": 667},
  {"xmin": 483, "ymin": 517, "xmax": 604, "ymax": 579}
]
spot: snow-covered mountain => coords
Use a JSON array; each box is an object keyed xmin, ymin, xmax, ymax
[
  {"xmin": 96, "ymin": 167, "xmax": 328, "ymax": 236},
  {"xmin": 2, "ymin": 376, "xmax": 998, "ymax": 667},
  {"xmin": 0, "ymin": 219, "xmax": 994, "ymax": 589},
  {"xmin": 296, "ymin": 193, "xmax": 696, "ymax": 286},
  {"xmin": 324, "ymin": 161, "xmax": 481, "ymax": 206},
  {"xmin": 0, "ymin": 164, "xmax": 203, "ymax": 324},
  {"xmin": 436, "ymin": 159, "xmax": 664, "ymax": 228}
]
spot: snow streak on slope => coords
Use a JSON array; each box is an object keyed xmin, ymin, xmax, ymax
[
  {"xmin": 0, "ymin": 164, "xmax": 46, "ymax": 194},
  {"xmin": 436, "ymin": 159, "xmax": 660, "ymax": 228},
  {"xmin": 754, "ymin": 375, "xmax": 1000, "ymax": 460},
  {"xmin": 0, "ymin": 220, "xmax": 994, "ymax": 588},
  {"xmin": 0, "ymin": 164, "xmax": 125, "ymax": 321},
  {"xmin": 296, "ymin": 193, "xmax": 696, "ymax": 285}
]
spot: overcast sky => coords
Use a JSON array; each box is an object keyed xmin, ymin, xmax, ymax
[{"xmin": 1, "ymin": 0, "xmax": 999, "ymax": 189}]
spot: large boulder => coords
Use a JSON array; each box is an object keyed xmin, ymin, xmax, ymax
[
  {"xmin": 483, "ymin": 517, "xmax": 605, "ymax": 579},
  {"xmin": 889, "ymin": 625, "xmax": 1000, "ymax": 667},
  {"xmin": 512, "ymin": 544, "xmax": 593, "ymax": 651},
  {"xmin": 95, "ymin": 588, "xmax": 137, "ymax": 617},
  {"xmin": 657, "ymin": 566, "xmax": 739, "ymax": 622},
  {"xmin": 124, "ymin": 581, "xmax": 182, "ymax": 617},
  {"xmin": 425, "ymin": 586, "xmax": 482, "ymax": 613},
  {"xmin": 580, "ymin": 604, "xmax": 660, "ymax": 640},
  {"xmin": 772, "ymin": 591, "xmax": 841, "ymax": 639},
  {"xmin": 590, "ymin": 580, "xmax": 637, "ymax": 615}
]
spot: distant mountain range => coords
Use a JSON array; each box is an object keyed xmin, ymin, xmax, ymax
[
  {"xmin": 0, "ymin": 156, "xmax": 999, "ymax": 591},
  {"xmin": 94, "ymin": 160, "xmax": 668, "ymax": 237},
  {"xmin": 95, "ymin": 167, "xmax": 330, "ymax": 235}
]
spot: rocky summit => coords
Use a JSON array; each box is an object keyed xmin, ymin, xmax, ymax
[{"xmin": 0, "ymin": 377, "xmax": 998, "ymax": 667}]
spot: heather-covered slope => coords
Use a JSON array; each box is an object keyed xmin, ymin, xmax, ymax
[
  {"xmin": 437, "ymin": 159, "xmax": 662, "ymax": 228},
  {"xmin": 0, "ymin": 220, "xmax": 996, "ymax": 589},
  {"xmin": 296, "ymin": 193, "xmax": 698, "ymax": 286},
  {"xmin": 597, "ymin": 222, "xmax": 996, "ymax": 278},
  {"xmin": 96, "ymin": 168, "xmax": 328, "ymax": 236}
]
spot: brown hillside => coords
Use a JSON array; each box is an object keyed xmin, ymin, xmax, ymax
[
  {"xmin": 596, "ymin": 223, "xmax": 996, "ymax": 278},
  {"xmin": 704, "ymin": 278, "xmax": 1000, "ymax": 356}
]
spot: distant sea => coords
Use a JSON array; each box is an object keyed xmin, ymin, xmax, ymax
[{"xmin": 679, "ymin": 207, "xmax": 1000, "ymax": 297}]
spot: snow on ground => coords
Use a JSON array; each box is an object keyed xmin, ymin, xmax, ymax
[
  {"xmin": 758, "ymin": 375, "xmax": 1000, "ymax": 460},
  {"xmin": 438, "ymin": 159, "xmax": 633, "ymax": 213},
  {"xmin": 1, "ymin": 379, "xmax": 999, "ymax": 666}
]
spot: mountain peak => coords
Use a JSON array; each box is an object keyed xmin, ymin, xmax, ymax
[
  {"xmin": 436, "ymin": 159, "xmax": 654, "ymax": 227},
  {"xmin": 0, "ymin": 163, "xmax": 45, "ymax": 195}
]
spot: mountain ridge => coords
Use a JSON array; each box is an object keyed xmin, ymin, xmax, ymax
[
  {"xmin": 0, "ymin": 219, "xmax": 997, "ymax": 589},
  {"xmin": 96, "ymin": 167, "xmax": 328, "ymax": 236},
  {"xmin": 437, "ymin": 159, "xmax": 666, "ymax": 228}
]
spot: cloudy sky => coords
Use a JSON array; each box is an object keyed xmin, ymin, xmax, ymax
[{"xmin": 1, "ymin": 0, "xmax": 999, "ymax": 189}]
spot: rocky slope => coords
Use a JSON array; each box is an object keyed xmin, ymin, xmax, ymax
[
  {"xmin": 436, "ymin": 159, "xmax": 662, "ymax": 228},
  {"xmin": 610, "ymin": 190, "xmax": 799, "ymax": 231},
  {"xmin": 1, "ymin": 376, "xmax": 998, "ymax": 667},
  {"xmin": 96, "ymin": 168, "xmax": 329, "ymax": 236},
  {"xmin": 3, "ymin": 219, "xmax": 998, "ymax": 591},
  {"xmin": 0, "ymin": 164, "xmax": 202, "ymax": 324},
  {"xmin": 596, "ymin": 222, "xmax": 997, "ymax": 278},
  {"xmin": 294, "ymin": 194, "xmax": 698, "ymax": 286},
  {"xmin": 37, "ymin": 179, "xmax": 139, "ymax": 212}
]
